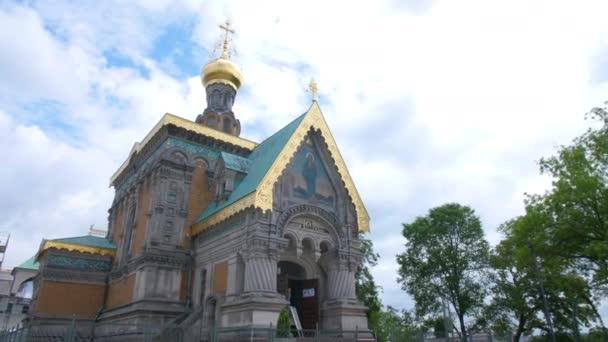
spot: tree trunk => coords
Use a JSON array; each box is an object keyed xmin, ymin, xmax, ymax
[
  {"xmin": 583, "ymin": 295, "xmax": 608, "ymax": 340},
  {"xmin": 458, "ymin": 313, "xmax": 467, "ymax": 342},
  {"xmin": 452, "ymin": 323, "xmax": 461, "ymax": 338},
  {"xmin": 513, "ymin": 315, "xmax": 527, "ymax": 342}
]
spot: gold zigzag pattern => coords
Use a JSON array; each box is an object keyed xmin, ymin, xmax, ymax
[
  {"xmin": 192, "ymin": 102, "xmax": 370, "ymax": 235},
  {"xmin": 38, "ymin": 241, "xmax": 116, "ymax": 258}
]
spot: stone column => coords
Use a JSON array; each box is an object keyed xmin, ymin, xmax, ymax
[
  {"xmin": 221, "ymin": 249, "xmax": 287, "ymax": 328},
  {"xmin": 321, "ymin": 254, "xmax": 369, "ymax": 331},
  {"xmin": 225, "ymin": 256, "xmax": 239, "ymax": 296},
  {"xmin": 243, "ymin": 251, "xmax": 278, "ymax": 293},
  {"xmin": 327, "ymin": 261, "xmax": 356, "ymax": 300}
]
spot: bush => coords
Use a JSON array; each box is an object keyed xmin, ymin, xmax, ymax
[{"xmin": 277, "ymin": 307, "xmax": 291, "ymax": 338}]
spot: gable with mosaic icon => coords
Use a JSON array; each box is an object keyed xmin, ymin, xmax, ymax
[{"xmin": 279, "ymin": 135, "xmax": 338, "ymax": 211}]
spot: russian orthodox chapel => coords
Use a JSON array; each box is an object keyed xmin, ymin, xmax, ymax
[{"xmin": 28, "ymin": 22, "xmax": 371, "ymax": 337}]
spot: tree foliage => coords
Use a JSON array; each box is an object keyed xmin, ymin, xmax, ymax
[
  {"xmin": 373, "ymin": 307, "xmax": 422, "ymax": 342},
  {"xmin": 355, "ymin": 236, "xmax": 383, "ymax": 332},
  {"xmin": 482, "ymin": 102, "xmax": 608, "ymax": 339},
  {"xmin": 276, "ymin": 307, "xmax": 291, "ymax": 337},
  {"xmin": 484, "ymin": 221, "xmax": 542, "ymax": 341},
  {"xmin": 397, "ymin": 203, "xmax": 490, "ymax": 341},
  {"xmin": 393, "ymin": 102, "xmax": 608, "ymax": 340},
  {"xmin": 534, "ymin": 102, "xmax": 608, "ymax": 292},
  {"xmin": 485, "ymin": 216, "xmax": 599, "ymax": 340}
]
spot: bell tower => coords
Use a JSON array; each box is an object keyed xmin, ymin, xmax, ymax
[{"xmin": 195, "ymin": 21, "xmax": 243, "ymax": 136}]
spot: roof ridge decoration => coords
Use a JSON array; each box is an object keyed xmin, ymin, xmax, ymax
[
  {"xmin": 37, "ymin": 239, "xmax": 116, "ymax": 260},
  {"xmin": 191, "ymin": 101, "xmax": 370, "ymax": 235},
  {"xmin": 35, "ymin": 235, "xmax": 116, "ymax": 260},
  {"xmin": 110, "ymin": 113, "xmax": 258, "ymax": 185}
]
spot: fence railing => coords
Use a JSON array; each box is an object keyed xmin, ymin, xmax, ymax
[
  {"xmin": 0, "ymin": 322, "xmax": 376, "ymax": 342},
  {"xmin": 0, "ymin": 322, "xmax": 538, "ymax": 342}
]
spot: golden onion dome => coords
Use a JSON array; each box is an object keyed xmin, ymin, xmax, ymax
[{"xmin": 201, "ymin": 57, "xmax": 243, "ymax": 91}]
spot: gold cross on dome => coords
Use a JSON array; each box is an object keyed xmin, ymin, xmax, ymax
[
  {"xmin": 219, "ymin": 20, "xmax": 235, "ymax": 59},
  {"xmin": 308, "ymin": 78, "xmax": 318, "ymax": 101}
]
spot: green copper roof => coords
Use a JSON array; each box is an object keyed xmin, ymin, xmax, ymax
[
  {"xmin": 17, "ymin": 255, "xmax": 39, "ymax": 270},
  {"xmin": 221, "ymin": 152, "xmax": 252, "ymax": 173},
  {"xmin": 195, "ymin": 113, "xmax": 307, "ymax": 224},
  {"xmin": 52, "ymin": 236, "xmax": 116, "ymax": 249}
]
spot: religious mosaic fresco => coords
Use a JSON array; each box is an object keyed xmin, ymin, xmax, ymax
[{"xmin": 283, "ymin": 138, "xmax": 336, "ymax": 208}]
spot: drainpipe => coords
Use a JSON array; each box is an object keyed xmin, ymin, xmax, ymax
[
  {"xmin": 89, "ymin": 265, "xmax": 111, "ymax": 341},
  {"xmin": 185, "ymin": 250, "xmax": 194, "ymax": 310}
]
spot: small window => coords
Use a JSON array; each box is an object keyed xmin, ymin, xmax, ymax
[
  {"xmin": 6, "ymin": 303, "xmax": 12, "ymax": 313},
  {"xmin": 21, "ymin": 305, "xmax": 29, "ymax": 314},
  {"xmin": 207, "ymin": 115, "xmax": 217, "ymax": 128},
  {"xmin": 223, "ymin": 117, "xmax": 231, "ymax": 133}
]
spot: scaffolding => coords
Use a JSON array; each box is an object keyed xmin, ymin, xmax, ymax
[{"xmin": 0, "ymin": 232, "xmax": 9, "ymax": 269}]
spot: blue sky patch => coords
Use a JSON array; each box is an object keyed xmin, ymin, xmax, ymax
[
  {"xmin": 104, "ymin": 49, "xmax": 150, "ymax": 79},
  {"xmin": 149, "ymin": 20, "xmax": 200, "ymax": 79}
]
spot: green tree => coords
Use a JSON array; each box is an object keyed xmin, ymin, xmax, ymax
[
  {"xmin": 487, "ymin": 207, "xmax": 603, "ymax": 339},
  {"xmin": 356, "ymin": 236, "xmax": 383, "ymax": 330},
  {"xmin": 429, "ymin": 316, "xmax": 449, "ymax": 338},
  {"xmin": 397, "ymin": 203, "xmax": 490, "ymax": 341},
  {"xmin": 485, "ymin": 217, "xmax": 547, "ymax": 341},
  {"xmin": 489, "ymin": 101, "xmax": 608, "ymax": 338},
  {"xmin": 535, "ymin": 101, "xmax": 608, "ymax": 291},
  {"xmin": 374, "ymin": 307, "xmax": 422, "ymax": 342}
]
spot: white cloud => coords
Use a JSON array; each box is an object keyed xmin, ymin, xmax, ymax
[{"xmin": 1, "ymin": 0, "xmax": 608, "ymax": 317}]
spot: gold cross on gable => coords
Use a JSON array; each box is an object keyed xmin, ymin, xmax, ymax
[
  {"xmin": 219, "ymin": 20, "xmax": 235, "ymax": 59},
  {"xmin": 308, "ymin": 78, "xmax": 318, "ymax": 101}
]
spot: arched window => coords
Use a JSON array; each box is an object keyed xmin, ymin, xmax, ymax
[
  {"xmin": 124, "ymin": 204, "xmax": 137, "ymax": 258},
  {"xmin": 16, "ymin": 278, "xmax": 34, "ymax": 299},
  {"xmin": 302, "ymin": 237, "xmax": 315, "ymax": 256},
  {"xmin": 320, "ymin": 241, "xmax": 331, "ymax": 254},
  {"xmin": 222, "ymin": 117, "xmax": 231, "ymax": 133},
  {"xmin": 210, "ymin": 90, "xmax": 221, "ymax": 107},
  {"xmin": 207, "ymin": 114, "xmax": 218, "ymax": 128}
]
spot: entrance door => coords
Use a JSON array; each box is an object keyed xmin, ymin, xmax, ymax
[
  {"xmin": 300, "ymin": 279, "xmax": 319, "ymax": 329},
  {"xmin": 287, "ymin": 279, "xmax": 319, "ymax": 330},
  {"xmin": 277, "ymin": 261, "xmax": 319, "ymax": 330}
]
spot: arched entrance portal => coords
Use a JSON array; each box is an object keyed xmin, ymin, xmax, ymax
[{"xmin": 277, "ymin": 261, "xmax": 319, "ymax": 329}]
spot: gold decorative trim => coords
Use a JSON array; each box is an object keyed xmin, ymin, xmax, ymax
[
  {"xmin": 39, "ymin": 241, "xmax": 116, "ymax": 258},
  {"xmin": 110, "ymin": 113, "xmax": 257, "ymax": 185},
  {"xmin": 193, "ymin": 101, "xmax": 370, "ymax": 234},
  {"xmin": 190, "ymin": 193, "xmax": 256, "ymax": 235},
  {"xmin": 255, "ymin": 101, "xmax": 369, "ymax": 232}
]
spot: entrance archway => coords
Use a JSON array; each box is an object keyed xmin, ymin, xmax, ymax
[{"xmin": 277, "ymin": 260, "xmax": 319, "ymax": 329}]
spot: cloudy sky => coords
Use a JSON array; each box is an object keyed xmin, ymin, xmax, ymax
[{"xmin": 1, "ymin": 0, "xmax": 608, "ymax": 312}]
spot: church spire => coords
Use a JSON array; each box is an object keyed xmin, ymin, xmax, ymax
[{"xmin": 196, "ymin": 20, "xmax": 243, "ymax": 136}]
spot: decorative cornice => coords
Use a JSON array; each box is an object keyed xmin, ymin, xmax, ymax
[
  {"xmin": 41, "ymin": 269, "xmax": 107, "ymax": 285},
  {"xmin": 192, "ymin": 102, "xmax": 370, "ymax": 234},
  {"xmin": 110, "ymin": 248, "xmax": 191, "ymax": 278},
  {"xmin": 39, "ymin": 241, "xmax": 116, "ymax": 258},
  {"xmin": 190, "ymin": 193, "xmax": 256, "ymax": 235},
  {"xmin": 110, "ymin": 113, "xmax": 257, "ymax": 186}
]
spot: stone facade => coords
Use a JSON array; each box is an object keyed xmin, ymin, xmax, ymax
[
  {"xmin": 97, "ymin": 102, "xmax": 369, "ymax": 334},
  {"xmin": 27, "ymin": 37, "xmax": 371, "ymax": 340}
]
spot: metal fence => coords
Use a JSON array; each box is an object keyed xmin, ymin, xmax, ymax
[
  {"xmin": 0, "ymin": 320, "xmax": 162, "ymax": 342},
  {"xmin": 422, "ymin": 333, "xmax": 514, "ymax": 342},
  {"xmin": 0, "ymin": 322, "xmax": 376, "ymax": 342},
  {"xmin": 0, "ymin": 322, "xmax": 530, "ymax": 342}
]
